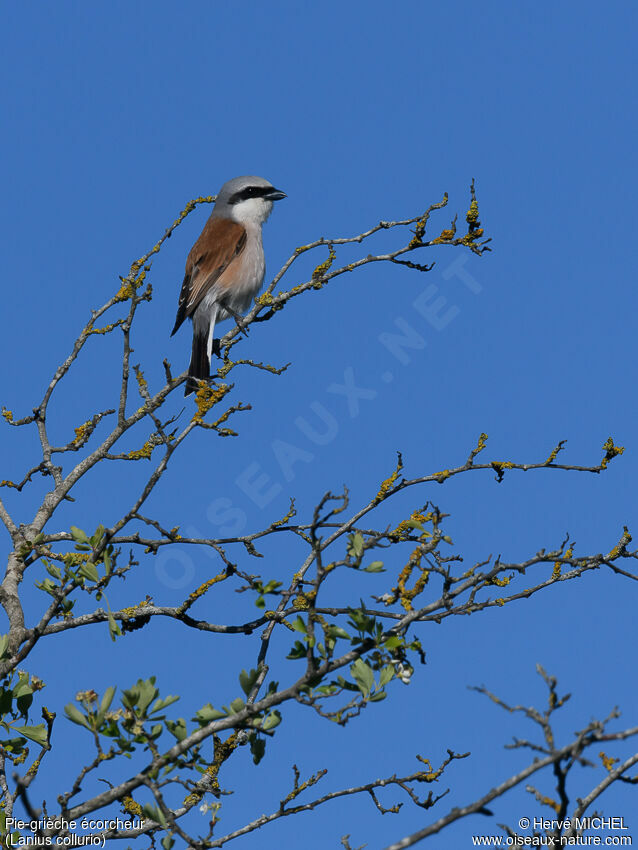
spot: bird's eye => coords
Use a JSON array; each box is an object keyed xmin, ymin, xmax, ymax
[{"xmin": 231, "ymin": 186, "xmax": 266, "ymax": 204}]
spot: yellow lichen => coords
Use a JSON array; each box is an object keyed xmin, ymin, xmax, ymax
[
  {"xmin": 272, "ymin": 501, "xmax": 297, "ymax": 528},
  {"xmin": 134, "ymin": 367, "xmax": 148, "ymax": 397},
  {"xmin": 395, "ymin": 548, "xmax": 430, "ymax": 611},
  {"xmin": 63, "ymin": 552, "xmax": 91, "ymax": 567},
  {"xmin": 392, "ymin": 510, "xmax": 432, "ymax": 538},
  {"xmin": 545, "ymin": 440, "xmax": 566, "ymax": 464},
  {"xmin": 192, "ymin": 383, "xmax": 231, "ymax": 423},
  {"xmin": 473, "ymin": 432, "xmax": 488, "ymax": 455},
  {"xmin": 127, "ymin": 440, "xmax": 155, "ymax": 461},
  {"xmin": 415, "ymin": 756, "xmax": 447, "ymax": 783},
  {"xmin": 553, "ymin": 545, "xmax": 573, "ymax": 580},
  {"xmin": 177, "ymin": 572, "xmax": 229, "ymax": 614},
  {"xmin": 115, "ymin": 280, "xmax": 135, "ymax": 302},
  {"xmin": 376, "ymin": 454, "xmax": 404, "ymax": 501},
  {"xmin": 491, "ymin": 461, "xmax": 515, "ymax": 481},
  {"xmin": 599, "ymin": 751, "xmax": 619, "ymax": 772},
  {"xmin": 466, "ymin": 199, "xmax": 479, "ymax": 225},
  {"xmin": 121, "ymin": 796, "xmax": 143, "ymax": 817},
  {"xmin": 538, "ymin": 795, "xmax": 561, "ymax": 814},
  {"xmin": 119, "ymin": 600, "xmax": 152, "ymax": 618},
  {"xmin": 606, "ymin": 526, "xmax": 632, "ymax": 561},
  {"xmin": 486, "ymin": 575, "xmax": 511, "ymax": 588},
  {"xmin": 204, "ymin": 732, "xmax": 240, "ymax": 796},
  {"xmin": 72, "ymin": 419, "xmax": 99, "ymax": 447},
  {"xmin": 312, "ymin": 245, "xmax": 336, "ymax": 281},
  {"xmin": 600, "ymin": 436, "xmax": 625, "ymax": 469},
  {"xmin": 293, "ymin": 591, "xmax": 316, "ymax": 610},
  {"xmin": 408, "ymin": 213, "xmax": 430, "ymax": 249}
]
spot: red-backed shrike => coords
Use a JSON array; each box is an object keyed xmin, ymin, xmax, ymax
[{"xmin": 171, "ymin": 175, "xmax": 286, "ymax": 395}]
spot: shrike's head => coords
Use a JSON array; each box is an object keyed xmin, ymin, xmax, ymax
[{"xmin": 213, "ymin": 175, "xmax": 286, "ymax": 226}]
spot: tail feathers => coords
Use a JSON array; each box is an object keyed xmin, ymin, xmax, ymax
[{"xmin": 185, "ymin": 330, "xmax": 210, "ymax": 396}]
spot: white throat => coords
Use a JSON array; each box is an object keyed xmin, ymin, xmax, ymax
[{"xmin": 230, "ymin": 196, "xmax": 274, "ymax": 226}]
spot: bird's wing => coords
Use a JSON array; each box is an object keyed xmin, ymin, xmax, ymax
[{"xmin": 171, "ymin": 217, "xmax": 247, "ymax": 335}]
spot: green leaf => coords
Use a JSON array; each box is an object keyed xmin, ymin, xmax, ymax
[
  {"xmin": 161, "ymin": 835, "xmax": 175, "ymax": 850},
  {"xmin": 0, "ymin": 735, "xmax": 27, "ymax": 754},
  {"xmin": 78, "ymin": 562, "xmax": 99, "ymax": 583},
  {"xmin": 365, "ymin": 561, "xmax": 385, "ymax": 573},
  {"xmin": 384, "ymin": 635, "xmax": 403, "ymax": 650},
  {"xmin": 195, "ymin": 703, "xmax": 227, "ymax": 724},
  {"xmin": 403, "ymin": 519, "xmax": 424, "ymax": 532},
  {"xmin": 106, "ymin": 607, "xmax": 122, "ymax": 642},
  {"xmin": 291, "ymin": 616, "xmax": 307, "ymax": 634},
  {"xmin": 347, "ymin": 604, "xmax": 376, "ymax": 635},
  {"xmin": 351, "ymin": 658, "xmax": 374, "ymax": 697},
  {"xmin": 70, "ymin": 526, "xmax": 90, "ymax": 544},
  {"xmin": 45, "ymin": 562, "xmax": 62, "ymax": 580},
  {"xmin": 91, "ymin": 524, "xmax": 106, "ymax": 545},
  {"xmin": 166, "ymin": 718, "xmax": 187, "ymax": 741},
  {"xmin": 0, "ymin": 634, "xmax": 9, "ymax": 660},
  {"xmin": 142, "ymin": 803, "xmax": 166, "ymax": 828},
  {"xmin": 103, "ymin": 549, "xmax": 112, "ymax": 575},
  {"xmin": 239, "ymin": 668, "xmax": 259, "ymax": 697},
  {"xmin": 13, "ymin": 675, "xmax": 33, "ymax": 717},
  {"xmin": 96, "ymin": 686, "xmax": 116, "ymax": 725},
  {"xmin": 136, "ymin": 679, "xmax": 159, "ymax": 714},
  {"xmin": 317, "ymin": 684, "xmax": 339, "ymax": 696},
  {"xmin": 261, "ymin": 710, "xmax": 282, "ymax": 731},
  {"xmin": 13, "ymin": 723, "xmax": 48, "ymax": 747},
  {"xmin": 379, "ymin": 665, "xmax": 395, "ymax": 687},
  {"xmin": 122, "ymin": 677, "xmax": 157, "ymax": 712},
  {"xmin": 347, "ymin": 531, "xmax": 364, "ymax": 558},
  {"xmin": 369, "ymin": 691, "xmax": 388, "ymax": 702},
  {"xmin": 249, "ymin": 734, "xmax": 266, "ymax": 765},
  {"xmin": 64, "ymin": 704, "xmax": 91, "ymax": 729},
  {"xmin": 0, "ymin": 687, "xmax": 12, "ymax": 715},
  {"xmin": 229, "ymin": 697, "xmax": 245, "ymax": 714},
  {"xmin": 325, "ymin": 626, "xmax": 350, "ymax": 640},
  {"xmin": 149, "ymin": 695, "xmax": 180, "ymax": 715},
  {"xmin": 35, "ymin": 578, "xmax": 57, "ymax": 596},
  {"xmin": 12, "ymin": 677, "xmax": 33, "ymax": 700},
  {"xmin": 286, "ymin": 640, "xmax": 306, "ymax": 660}
]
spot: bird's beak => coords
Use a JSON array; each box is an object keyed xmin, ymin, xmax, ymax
[{"xmin": 266, "ymin": 188, "xmax": 287, "ymax": 201}]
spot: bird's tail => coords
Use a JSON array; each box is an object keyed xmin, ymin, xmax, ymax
[{"xmin": 185, "ymin": 310, "xmax": 217, "ymax": 397}]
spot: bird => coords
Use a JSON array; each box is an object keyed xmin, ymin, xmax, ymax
[{"xmin": 171, "ymin": 175, "xmax": 286, "ymax": 395}]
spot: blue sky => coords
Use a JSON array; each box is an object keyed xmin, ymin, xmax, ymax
[{"xmin": 1, "ymin": 2, "xmax": 637, "ymax": 847}]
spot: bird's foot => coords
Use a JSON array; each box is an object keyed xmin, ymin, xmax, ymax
[{"xmin": 223, "ymin": 304, "xmax": 250, "ymax": 337}]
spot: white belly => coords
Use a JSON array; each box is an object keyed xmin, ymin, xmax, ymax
[{"xmin": 193, "ymin": 225, "xmax": 265, "ymax": 339}]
